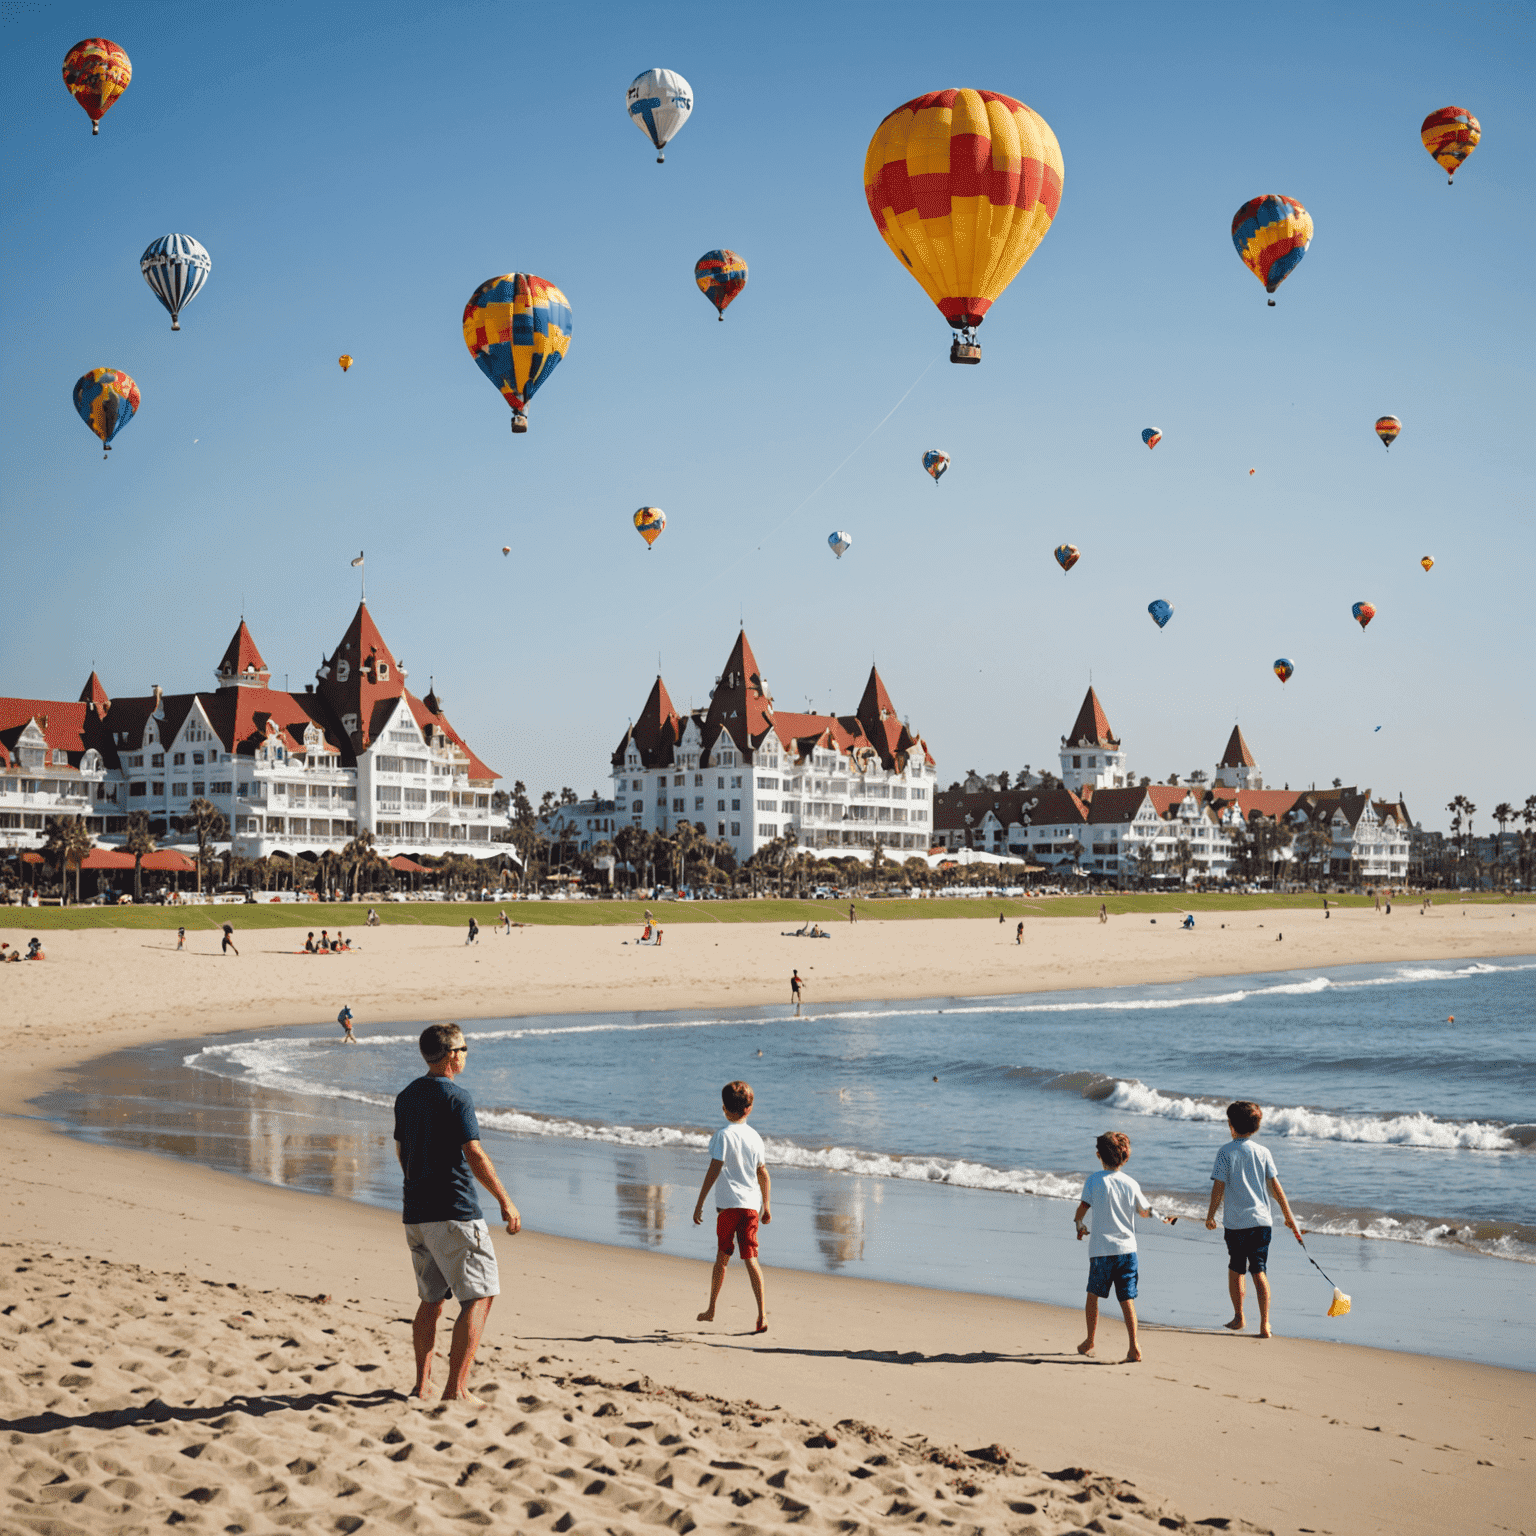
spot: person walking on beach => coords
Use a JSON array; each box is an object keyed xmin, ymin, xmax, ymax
[
  {"xmin": 465, "ymin": 915, "xmax": 479, "ymax": 946},
  {"xmin": 693, "ymin": 1080, "xmax": 771, "ymax": 1334},
  {"xmin": 1205, "ymin": 1100, "xmax": 1304, "ymax": 1338},
  {"xmin": 221, "ymin": 921, "xmax": 238, "ymax": 956},
  {"xmin": 1016, "ymin": 920, "xmax": 1024, "ymax": 945},
  {"xmin": 338, "ymin": 1005, "xmax": 356, "ymax": 1044},
  {"xmin": 790, "ymin": 969, "xmax": 804, "ymax": 1015},
  {"xmin": 176, "ymin": 925, "xmax": 186, "ymax": 951},
  {"xmin": 1074, "ymin": 1131, "xmax": 1171, "ymax": 1362},
  {"xmin": 848, "ymin": 901, "xmax": 856, "ymax": 924},
  {"xmin": 394, "ymin": 1024, "xmax": 522, "ymax": 1402}
]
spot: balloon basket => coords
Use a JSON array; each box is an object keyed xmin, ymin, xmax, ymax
[
  {"xmin": 1267, "ymin": 299, "xmax": 1276, "ymax": 307},
  {"xmin": 92, "ymin": 122, "xmax": 99, "ymax": 136},
  {"xmin": 949, "ymin": 340, "xmax": 981, "ymax": 365},
  {"xmin": 656, "ymin": 154, "xmax": 665, "ymax": 164},
  {"xmin": 510, "ymin": 413, "xmax": 528, "ymax": 435},
  {"xmin": 171, "ymin": 321, "xmax": 181, "ymax": 331}
]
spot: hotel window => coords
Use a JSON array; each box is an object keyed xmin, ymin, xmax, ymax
[
  {"xmin": 152, "ymin": 754, "xmax": 164, "ymax": 768},
  {"xmin": 672, "ymin": 798, "xmax": 685, "ymax": 812},
  {"xmin": 757, "ymin": 799, "xmax": 776, "ymax": 813},
  {"xmin": 172, "ymin": 782, "xmax": 188, "ymax": 797},
  {"xmin": 631, "ymin": 799, "xmax": 642, "ymax": 812},
  {"xmin": 759, "ymin": 823, "xmax": 777, "ymax": 837},
  {"xmin": 129, "ymin": 782, "xmax": 146, "ymax": 797},
  {"xmin": 1073, "ymin": 756, "xmax": 1081, "ymax": 768},
  {"xmin": 152, "ymin": 781, "xmax": 164, "ymax": 795},
  {"xmin": 192, "ymin": 781, "xmax": 206, "ymax": 796},
  {"xmin": 731, "ymin": 798, "xmax": 740, "ymax": 811},
  {"xmin": 173, "ymin": 753, "xmax": 186, "ymax": 766},
  {"xmin": 243, "ymin": 818, "xmax": 259, "ymax": 833},
  {"xmin": 193, "ymin": 752, "xmax": 205, "ymax": 766},
  {"xmin": 717, "ymin": 776, "xmax": 725, "ymax": 789},
  {"xmin": 718, "ymin": 821, "xmax": 726, "ymax": 836},
  {"xmin": 717, "ymin": 799, "xmax": 725, "ymax": 811},
  {"xmin": 730, "ymin": 775, "xmax": 742, "ymax": 789},
  {"xmin": 694, "ymin": 774, "xmax": 703, "ymax": 787},
  {"xmin": 211, "ymin": 781, "xmax": 231, "ymax": 794},
  {"xmin": 694, "ymin": 796, "xmax": 704, "ymax": 811}
]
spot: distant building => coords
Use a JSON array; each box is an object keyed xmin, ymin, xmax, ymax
[
  {"xmin": 535, "ymin": 797, "xmax": 620, "ymax": 855},
  {"xmin": 610, "ymin": 629, "xmax": 936, "ymax": 863}
]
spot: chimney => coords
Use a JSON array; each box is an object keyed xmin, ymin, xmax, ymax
[{"xmin": 152, "ymin": 685, "xmax": 164, "ymax": 717}]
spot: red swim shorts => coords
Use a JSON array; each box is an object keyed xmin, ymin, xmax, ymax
[{"xmin": 716, "ymin": 1208, "xmax": 759, "ymax": 1259}]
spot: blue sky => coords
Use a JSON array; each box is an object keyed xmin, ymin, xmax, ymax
[{"xmin": 3, "ymin": 2, "xmax": 1531, "ymax": 831}]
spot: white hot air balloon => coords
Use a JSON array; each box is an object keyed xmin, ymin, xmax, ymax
[
  {"xmin": 139, "ymin": 233, "xmax": 211, "ymax": 331},
  {"xmin": 626, "ymin": 68, "xmax": 693, "ymax": 163},
  {"xmin": 828, "ymin": 530, "xmax": 852, "ymax": 559}
]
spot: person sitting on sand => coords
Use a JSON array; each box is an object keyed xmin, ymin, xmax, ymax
[
  {"xmin": 641, "ymin": 921, "xmax": 653, "ymax": 943},
  {"xmin": 1205, "ymin": 1100, "xmax": 1304, "ymax": 1338},
  {"xmin": 319, "ymin": 929, "xmax": 332, "ymax": 952},
  {"xmin": 1182, "ymin": 913, "xmax": 1195, "ymax": 929},
  {"xmin": 465, "ymin": 916, "xmax": 479, "ymax": 946},
  {"xmin": 25, "ymin": 936, "xmax": 44, "ymax": 960},
  {"xmin": 693, "ymin": 1080, "xmax": 771, "ymax": 1334},
  {"xmin": 394, "ymin": 1024, "xmax": 522, "ymax": 1402},
  {"xmin": 1074, "ymin": 1131, "xmax": 1171, "ymax": 1363},
  {"xmin": 810, "ymin": 923, "xmax": 822, "ymax": 938},
  {"xmin": 305, "ymin": 931, "xmax": 317, "ymax": 953},
  {"xmin": 367, "ymin": 908, "xmax": 381, "ymax": 927},
  {"xmin": 1016, "ymin": 920, "xmax": 1024, "ymax": 944}
]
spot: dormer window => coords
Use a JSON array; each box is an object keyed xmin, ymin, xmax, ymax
[{"xmin": 376, "ymin": 661, "xmax": 389, "ymax": 680}]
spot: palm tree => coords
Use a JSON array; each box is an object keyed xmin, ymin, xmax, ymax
[
  {"xmin": 182, "ymin": 796, "xmax": 229, "ymax": 895},
  {"xmin": 42, "ymin": 816, "xmax": 92, "ymax": 904},
  {"xmin": 125, "ymin": 811, "xmax": 156, "ymax": 903},
  {"xmin": 1491, "ymin": 802, "xmax": 1515, "ymax": 886},
  {"xmin": 1446, "ymin": 795, "xmax": 1476, "ymax": 881},
  {"xmin": 341, "ymin": 829, "xmax": 379, "ymax": 900},
  {"xmin": 1295, "ymin": 820, "xmax": 1335, "ymax": 885}
]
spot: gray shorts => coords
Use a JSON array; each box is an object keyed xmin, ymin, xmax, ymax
[{"xmin": 405, "ymin": 1219, "xmax": 501, "ymax": 1304}]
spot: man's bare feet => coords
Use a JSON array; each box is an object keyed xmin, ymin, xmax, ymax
[
  {"xmin": 754, "ymin": 1319, "xmax": 768, "ymax": 1334},
  {"xmin": 1077, "ymin": 1339, "xmax": 1095, "ymax": 1356},
  {"xmin": 441, "ymin": 1389, "xmax": 485, "ymax": 1404},
  {"xmin": 696, "ymin": 1309, "xmax": 715, "ymax": 1323},
  {"xmin": 1257, "ymin": 1327, "xmax": 1272, "ymax": 1339},
  {"xmin": 406, "ymin": 1387, "xmax": 435, "ymax": 1401},
  {"xmin": 1123, "ymin": 1347, "xmax": 1143, "ymax": 1363},
  {"xmin": 1223, "ymin": 1317, "xmax": 1246, "ymax": 1331}
]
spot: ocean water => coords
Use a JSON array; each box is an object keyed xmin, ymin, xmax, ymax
[{"xmin": 41, "ymin": 957, "xmax": 1536, "ymax": 1368}]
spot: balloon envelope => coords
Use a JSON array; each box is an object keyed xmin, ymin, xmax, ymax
[
  {"xmin": 634, "ymin": 507, "xmax": 666, "ymax": 548},
  {"xmin": 627, "ymin": 68, "xmax": 693, "ymax": 161},
  {"xmin": 1054, "ymin": 543, "xmax": 1079, "ymax": 572},
  {"xmin": 1374, "ymin": 415, "xmax": 1401, "ymax": 449},
  {"xmin": 1421, "ymin": 555, "xmax": 1434, "ymax": 572},
  {"xmin": 828, "ymin": 531, "xmax": 852, "ymax": 559},
  {"xmin": 73, "ymin": 368, "xmax": 139, "ymax": 456},
  {"xmin": 62, "ymin": 39, "xmax": 130, "ymax": 133},
  {"xmin": 922, "ymin": 450, "xmax": 950, "ymax": 482},
  {"xmin": 462, "ymin": 274, "xmax": 572, "ymax": 432},
  {"xmin": 864, "ymin": 89, "xmax": 1063, "ymax": 343},
  {"xmin": 1273, "ymin": 658, "xmax": 1294, "ymax": 683},
  {"xmin": 338, "ymin": 355, "xmax": 353, "ymax": 372},
  {"xmin": 1141, "ymin": 427, "xmax": 1161, "ymax": 449},
  {"xmin": 140, "ymin": 234, "xmax": 211, "ymax": 331},
  {"xmin": 694, "ymin": 250, "xmax": 747, "ymax": 319},
  {"xmin": 1352, "ymin": 601, "xmax": 1376, "ymax": 630},
  {"xmin": 1148, "ymin": 599, "xmax": 1174, "ymax": 629},
  {"xmin": 1231, "ymin": 195, "xmax": 1312, "ymax": 301},
  {"xmin": 1421, "ymin": 106, "xmax": 1480, "ymax": 183}
]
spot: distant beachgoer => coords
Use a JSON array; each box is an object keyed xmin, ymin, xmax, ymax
[
  {"xmin": 26, "ymin": 937, "xmax": 45, "ymax": 960},
  {"xmin": 1205, "ymin": 1100, "xmax": 1304, "ymax": 1338},
  {"xmin": 693, "ymin": 1080, "xmax": 770, "ymax": 1334},
  {"xmin": 1016, "ymin": 921, "xmax": 1024, "ymax": 945},
  {"xmin": 367, "ymin": 908, "xmax": 381, "ymax": 927},
  {"xmin": 1099, "ymin": 903, "xmax": 1108, "ymax": 924},
  {"xmin": 335, "ymin": 930, "xmax": 349, "ymax": 950},
  {"xmin": 641, "ymin": 922, "xmax": 653, "ymax": 943},
  {"xmin": 1374, "ymin": 890, "xmax": 1381, "ymax": 912},
  {"xmin": 338, "ymin": 1005, "xmax": 356, "ymax": 1044},
  {"xmin": 305, "ymin": 931, "xmax": 317, "ymax": 953},
  {"xmin": 848, "ymin": 902, "xmax": 856, "ymax": 924},
  {"xmin": 176, "ymin": 925, "xmax": 186, "ymax": 951},
  {"xmin": 1182, "ymin": 913, "xmax": 1195, "ymax": 930},
  {"xmin": 465, "ymin": 916, "xmax": 479, "ymax": 946},
  {"xmin": 999, "ymin": 911, "xmax": 1005, "ymax": 924},
  {"xmin": 320, "ymin": 929, "xmax": 332, "ymax": 951},
  {"xmin": 655, "ymin": 928, "xmax": 663, "ymax": 946},
  {"xmin": 221, "ymin": 921, "xmax": 238, "ymax": 956},
  {"xmin": 791, "ymin": 969, "xmax": 803, "ymax": 1015},
  {"xmin": 1276, "ymin": 932, "xmax": 1283, "ymax": 941},
  {"xmin": 498, "ymin": 909, "xmax": 510, "ymax": 935}
]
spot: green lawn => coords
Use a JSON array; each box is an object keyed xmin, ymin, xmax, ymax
[{"xmin": 6, "ymin": 890, "xmax": 1530, "ymax": 932}]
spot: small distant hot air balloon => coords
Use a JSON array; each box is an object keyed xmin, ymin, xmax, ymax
[
  {"xmin": 338, "ymin": 354, "xmax": 353, "ymax": 372},
  {"xmin": 1249, "ymin": 468, "xmax": 1256, "ymax": 476},
  {"xmin": 634, "ymin": 506, "xmax": 666, "ymax": 548},
  {"xmin": 626, "ymin": 68, "xmax": 693, "ymax": 163},
  {"xmin": 1352, "ymin": 601, "xmax": 1376, "ymax": 631},
  {"xmin": 1148, "ymin": 599, "xmax": 1174, "ymax": 629},
  {"xmin": 1141, "ymin": 427, "xmax": 1162, "ymax": 450},
  {"xmin": 694, "ymin": 250, "xmax": 746, "ymax": 320},
  {"xmin": 828, "ymin": 530, "xmax": 852, "ymax": 559},
  {"xmin": 73, "ymin": 368, "xmax": 139, "ymax": 459},
  {"xmin": 1421, "ymin": 107, "xmax": 1480, "ymax": 185},
  {"xmin": 1274, "ymin": 658, "xmax": 1294, "ymax": 684},
  {"xmin": 922, "ymin": 450, "xmax": 950, "ymax": 482},
  {"xmin": 1231, "ymin": 195, "xmax": 1313, "ymax": 306},
  {"xmin": 1054, "ymin": 543, "xmax": 1079, "ymax": 572},
  {"xmin": 864, "ymin": 89, "xmax": 1063, "ymax": 363},
  {"xmin": 463, "ymin": 273, "xmax": 572, "ymax": 435},
  {"xmin": 1375, "ymin": 415, "xmax": 1401, "ymax": 450},
  {"xmin": 62, "ymin": 39, "xmax": 131, "ymax": 135},
  {"xmin": 501, "ymin": 546, "xmax": 511, "ymax": 556},
  {"xmin": 1421, "ymin": 555, "xmax": 1435, "ymax": 573},
  {"xmin": 140, "ymin": 235, "xmax": 211, "ymax": 331}
]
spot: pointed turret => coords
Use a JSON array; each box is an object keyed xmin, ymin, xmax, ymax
[
  {"xmin": 1059, "ymin": 687, "xmax": 1127, "ymax": 794},
  {"xmin": 215, "ymin": 621, "xmax": 270, "ymax": 690},
  {"xmin": 315, "ymin": 601, "xmax": 405, "ymax": 750},
  {"xmin": 1214, "ymin": 725, "xmax": 1262, "ymax": 790},
  {"xmin": 703, "ymin": 630, "xmax": 776, "ymax": 757},
  {"xmin": 78, "ymin": 669, "xmax": 110, "ymax": 717},
  {"xmin": 612, "ymin": 675, "xmax": 683, "ymax": 767},
  {"xmin": 1062, "ymin": 686, "xmax": 1119, "ymax": 749},
  {"xmin": 856, "ymin": 665, "xmax": 914, "ymax": 769}
]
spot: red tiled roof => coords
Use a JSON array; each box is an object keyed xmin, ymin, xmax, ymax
[
  {"xmin": 613, "ymin": 675, "xmax": 683, "ymax": 768},
  {"xmin": 934, "ymin": 784, "xmax": 1087, "ymax": 833},
  {"xmin": 1230, "ymin": 789, "xmax": 1303, "ymax": 820},
  {"xmin": 1218, "ymin": 725, "xmax": 1257, "ymax": 769},
  {"xmin": 704, "ymin": 630, "xmax": 777, "ymax": 756},
  {"xmin": 316, "ymin": 601, "xmax": 403, "ymax": 750},
  {"xmin": 0, "ymin": 697, "xmax": 100, "ymax": 769},
  {"xmin": 1143, "ymin": 786, "xmax": 1191, "ymax": 814},
  {"xmin": 1062, "ymin": 687, "xmax": 1119, "ymax": 749},
  {"xmin": 389, "ymin": 855, "xmax": 430, "ymax": 872},
  {"xmin": 216, "ymin": 621, "xmax": 270, "ymax": 684},
  {"xmin": 406, "ymin": 690, "xmax": 498, "ymax": 782}
]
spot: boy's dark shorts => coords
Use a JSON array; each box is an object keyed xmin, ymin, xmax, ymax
[
  {"xmin": 1224, "ymin": 1226, "xmax": 1272, "ymax": 1274},
  {"xmin": 1086, "ymin": 1253, "xmax": 1138, "ymax": 1301},
  {"xmin": 716, "ymin": 1208, "xmax": 759, "ymax": 1259}
]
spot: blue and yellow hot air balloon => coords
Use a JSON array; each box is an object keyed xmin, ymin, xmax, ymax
[
  {"xmin": 462, "ymin": 274, "xmax": 571, "ymax": 434},
  {"xmin": 1148, "ymin": 599, "xmax": 1174, "ymax": 629},
  {"xmin": 1054, "ymin": 543, "xmax": 1079, "ymax": 572},
  {"xmin": 73, "ymin": 368, "xmax": 139, "ymax": 458},
  {"xmin": 922, "ymin": 449, "xmax": 950, "ymax": 482},
  {"xmin": 1231, "ymin": 196, "xmax": 1313, "ymax": 306},
  {"xmin": 1274, "ymin": 658, "xmax": 1294, "ymax": 684},
  {"xmin": 1141, "ymin": 427, "xmax": 1161, "ymax": 450},
  {"xmin": 694, "ymin": 250, "xmax": 747, "ymax": 320},
  {"xmin": 1421, "ymin": 107, "xmax": 1480, "ymax": 185},
  {"xmin": 634, "ymin": 506, "xmax": 666, "ymax": 548}
]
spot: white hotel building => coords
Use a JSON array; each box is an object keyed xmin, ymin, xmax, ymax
[{"xmin": 610, "ymin": 630, "xmax": 935, "ymax": 863}]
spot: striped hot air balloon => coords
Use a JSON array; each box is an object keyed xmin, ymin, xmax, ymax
[
  {"xmin": 1374, "ymin": 415, "xmax": 1401, "ymax": 450},
  {"xmin": 1231, "ymin": 195, "xmax": 1313, "ymax": 306},
  {"xmin": 1421, "ymin": 107, "xmax": 1480, "ymax": 185},
  {"xmin": 140, "ymin": 235, "xmax": 211, "ymax": 331}
]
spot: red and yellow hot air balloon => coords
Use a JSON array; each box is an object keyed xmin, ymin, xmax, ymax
[
  {"xmin": 62, "ymin": 39, "xmax": 131, "ymax": 135},
  {"xmin": 864, "ymin": 89, "xmax": 1063, "ymax": 364},
  {"xmin": 633, "ymin": 506, "xmax": 666, "ymax": 548},
  {"xmin": 1421, "ymin": 107, "xmax": 1480, "ymax": 185},
  {"xmin": 1375, "ymin": 415, "xmax": 1401, "ymax": 449}
]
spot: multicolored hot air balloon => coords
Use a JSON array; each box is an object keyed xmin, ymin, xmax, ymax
[
  {"xmin": 922, "ymin": 449, "xmax": 950, "ymax": 482},
  {"xmin": 1274, "ymin": 658, "xmax": 1294, "ymax": 684},
  {"xmin": 1249, "ymin": 468, "xmax": 1256, "ymax": 476},
  {"xmin": 62, "ymin": 39, "xmax": 131, "ymax": 135},
  {"xmin": 1375, "ymin": 415, "xmax": 1401, "ymax": 450},
  {"xmin": 626, "ymin": 68, "xmax": 692, "ymax": 163},
  {"xmin": 1231, "ymin": 195, "xmax": 1313, "ymax": 306},
  {"xmin": 1141, "ymin": 427, "xmax": 1161, "ymax": 450},
  {"xmin": 694, "ymin": 250, "xmax": 747, "ymax": 320},
  {"xmin": 1054, "ymin": 543, "xmax": 1079, "ymax": 572},
  {"xmin": 139, "ymin": 235, "xmax": 210, "ymax": 331},
  {"xmin": 1352, "ymin": 601, "xmax": 1376, "ymax": 630},
  {"xmin": 864, "ymin": 89, "xmax": 1063, "ymax": 363},
  {"xmin": 1421, "ymin": 555, "xmax": 1435, "ymax": 573},
  {"xmin": 462, "ymin": 274, "xmax": 572, "ymax": 435},
  {"xmin": 338, "ymin": 355, "xmax": 353, "ymax": 372},
  {"xmin": 828, "ymin": 530, "xmax": 852, "ymax": 559},
  {"xmin": 1421, "ymin": 107, "xmax": 1480, "ymax": 185},
  {"xmin": 73, "ymin": 368, "xmax": 139, "ymax": 458},
  {"xmin": 1148, "ymin": 599, "xmax": 1174, "ymax": 629},
  {"xmin": 634, "ymin": 506, "xmax": 666, "ymax": 548},
  {"xmin": 501, "ymin": 546, "xmax": 511, "ymax": 556}
]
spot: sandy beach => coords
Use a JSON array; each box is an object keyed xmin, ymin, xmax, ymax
[{"xmin": 4, "ymin": 905, "xmax": 1533, "ymax": 1535}]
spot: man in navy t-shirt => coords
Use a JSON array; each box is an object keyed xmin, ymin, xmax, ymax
[{"xmin": 394, "ymin": 1023, "xmax": 521, "ymax": 1401}]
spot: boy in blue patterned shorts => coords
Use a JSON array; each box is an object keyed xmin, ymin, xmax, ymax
[{"xmin": 1074, "ymin": 1132, "xmax": 1171, "ymax": 1362}]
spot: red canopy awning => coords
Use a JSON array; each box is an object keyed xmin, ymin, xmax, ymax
[
  {"xmin": 19, "ymin": 851, "xmax": 42, "ymax": 864},
  {"xmin": 389, "ymin": 855, "xmax": 430, "ymax": 873},
  {"xmin": 142, "ymin": 849, "xmax": 196, "ymax": 872},
  {"xmin": 81, "ymin": 848, "xmax": 135, "ymax": 870}
]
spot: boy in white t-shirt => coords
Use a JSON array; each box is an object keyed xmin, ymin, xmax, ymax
[
  {"xmin": 1073, "ymin": 1132, "xmax": 1171, "ymax": 1362},
  {"xmin": 692, "ymin": 1080, "xmax": 772, "ymax": 1333}
]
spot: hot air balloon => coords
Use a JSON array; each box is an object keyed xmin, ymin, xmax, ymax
[
  {"xmin": 864, "ymin": 89, "xmax": 1063, "ymax": 364},
  {"xmin": 1421, "ymin": 107, "xmax": 1480, "ymax": 185},
  {"xmin": 828, "ymin": 531, "xmax": 852, "ymax": 559},
  {"xmin": 1375, "ymin": 415, "xmax": 1401, "ymax": 450},
  {"xmin": 139, "ymin": 235, "xmax": 210, "ymax": 331},
  {"xmin": 1141, "ymin": 427, "xmax": 1161, "ymax": 450},
  {"xmin": 694, "ymin": 250, "xmax": 747, "ymax": 320},
  {"xmin": 1274, "ymin": 658, "xmax": 1294, "ymax": 684},
  {"xmin": 1352, "ymin": 601, "xmax": 1376, "ymax": 630},
  {"xmin": 1249, "ymin": 468, "xmax": 1256, "ymax": 476},
  {"xmin": 462, "ymin": 274, "xmax": 572, "ymax": 435},
  {"xmin": 626, "ymin": 68, "xmax": 693, "ymax": 163},
  {"xmin": 1054, "ymin": 544, "xmax": 1079, "ymax": 572},
  {"xmin": 73, "ymin": 368, "xmax": 139, "ymax": 458},
  {"xmin": 338, "ymin": 355, "xmax": 353, "ymax": 372},
  {"xmin": 1231, "ymin": 195, "xmax": 1313, "ymax": 306},
  {"xmin": 922, "ymin": 450, "xmax": 950, "ymax": 482},
  {"xmin": 1421, "ymin": 555, "xmax": 1435, "ymax": 573},
  {"xmin": 634, "ymin": 506, "xmax": 666, "ymax": 548},
  {"xmin": 1148, "ymin": 599, "xmax": 1174, "ymax": 629},
  {"xmin": 62, "ymin": 39, "xmax": 130, "ymax": 135}
]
